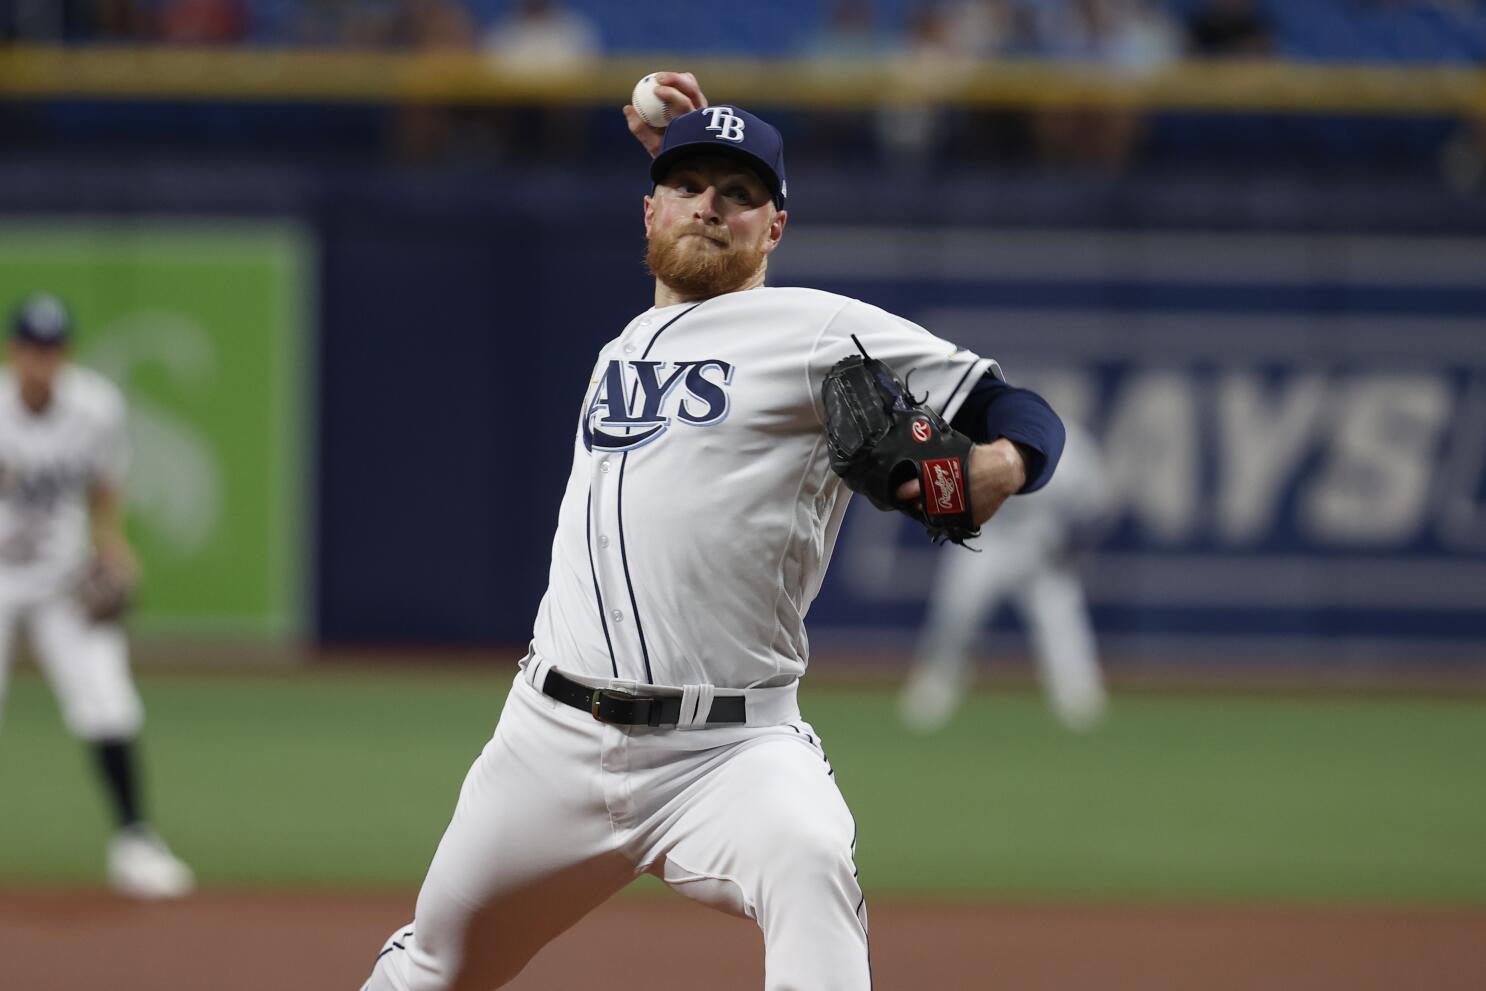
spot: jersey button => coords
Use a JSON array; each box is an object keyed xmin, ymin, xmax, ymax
[
  {"xmin": 598, "ymin": 535, "xmax": 610, "ymax": 549},
  {"xmin": 598, "ymin": 460, "xmax": 611, "ymax": 474},
  {"xmin": 639, "ymin": 317, "xmax": 652, "ymax": 326},
  {"xmin": 623, "ymin": 343, "xmax": 636, "ymax": 354},
  {"xmin": 610, "ymin": 608, "xmax": 624, "ymax": 623}
]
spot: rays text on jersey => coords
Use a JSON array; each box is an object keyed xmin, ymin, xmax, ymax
[{"xmin": 582, "ymin": 359, "xmax": 735, "ymax": 453}]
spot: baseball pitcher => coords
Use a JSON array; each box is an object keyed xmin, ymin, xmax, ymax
[{"xmin": 363, "ymin": 74, "xmax": 1066, "ymax": 990}]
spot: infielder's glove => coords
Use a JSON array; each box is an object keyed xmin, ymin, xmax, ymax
[
  {"xmin": 822, "ymin": 337, "xmax": 980, "ymax": 546},
  {"xmin": 75, "ymin": 558, "xmax": 136, "ymax": 623}
]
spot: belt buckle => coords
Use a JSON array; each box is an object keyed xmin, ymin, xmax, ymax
[
  {"xmin": 591, "ymin": 688, "xmax": 634, "ymax": 722},
  {"xmin": 590, "ymin": 687, "xmax": 647, "ymax": 725}
]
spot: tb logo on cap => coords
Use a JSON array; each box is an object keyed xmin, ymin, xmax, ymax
[{"xmin": 702, "ymin": 107, "xmax": 746, "ymax": 143}]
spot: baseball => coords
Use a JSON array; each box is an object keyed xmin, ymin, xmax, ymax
[{"xmin": 631, "ymin": 73, "xmax": 672, "ymax": 129}]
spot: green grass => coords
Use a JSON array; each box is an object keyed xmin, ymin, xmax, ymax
[
  {"xmin": 2, "ymin": 667, "xmax": 1484, "ymax": 904},
  {"xmin": 826, "ymin": 690, "xmax": 1486, "ymax": 904}
]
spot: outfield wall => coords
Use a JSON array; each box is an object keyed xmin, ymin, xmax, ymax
[
  {"xmin": 779, "ymin": 226, "xmax": 1486, "ymax": 657},
  {"xmin": 1, "ymin": 161, "xmax": 1482, "ymax": 658}
]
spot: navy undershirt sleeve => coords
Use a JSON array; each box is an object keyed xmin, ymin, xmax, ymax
[{"xmin": 948, "ymin": 373, "xmax": 1066, "ymax": 493}]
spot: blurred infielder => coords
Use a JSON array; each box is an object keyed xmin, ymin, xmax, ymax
[
  {"xmin": 900, "ymin": 422, "xmax": 1109, "ymax": 733},
  {"xmin": 364, "ymin": 73, "xmax": 1065, "ymax": 991},
  {"xmin": 0, "ymin": 294, "xmax": 194, "ymax": 899}
]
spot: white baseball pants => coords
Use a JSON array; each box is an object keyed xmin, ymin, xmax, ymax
[
  {"xmin": 0, "ymin": 596, "xmax": 142, "ymax": 741},
  {"xmin": 363, "ymin": 668, "xmax": 871, "ymax": 991}
]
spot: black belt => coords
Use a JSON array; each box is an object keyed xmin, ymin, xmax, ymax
[{"xmin": 541, "ymin": 669, "xmax": 747, "ymax": 727}]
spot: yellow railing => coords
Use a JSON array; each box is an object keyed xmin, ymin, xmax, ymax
[{"xmin": 0, "ymin": 46, "xmax": 1482, "ymax": 114}]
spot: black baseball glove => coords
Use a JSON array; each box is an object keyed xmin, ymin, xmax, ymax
[
  {"xmin": 75, "ymin": 558, "xmax": 136, "ymax": 623},
  {"xmin": 822, "ymin": 337, "xmax": 980, "ymax": 546}
]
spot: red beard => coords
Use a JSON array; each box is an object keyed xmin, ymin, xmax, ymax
[{"xmin": 645, "ymin": 225, "xmax": 767, "ymax": 300}]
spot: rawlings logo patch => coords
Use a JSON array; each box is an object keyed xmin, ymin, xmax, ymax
[
  {"xmin": 922, "ymin": 458, "xmax": 966, "ymax": 515},
  {"xmin": 911, "ymin": 419, "xmax": 931, "ymax": 443}
]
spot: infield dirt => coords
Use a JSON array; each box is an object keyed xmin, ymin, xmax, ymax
[{"xmin": 4, "ymin": 890, "xmax": 1483, "ymax": 990}]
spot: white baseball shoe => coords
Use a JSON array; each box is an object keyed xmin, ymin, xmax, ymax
[
  {"xmin": 898, "ymin": 663, "xmax": 969, "ymax": 734},
  {"xmin": 1046, "ymin": 678, "xmax": 1107, "ymax": 734},
  {"xmin": 108, "ymin": 825, "xmax": 196, "ymax": 899}
]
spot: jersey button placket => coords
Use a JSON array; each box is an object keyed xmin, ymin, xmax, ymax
[{"xmin": 591, "ymin": 447, "xmax": 631, "ymax": 678}]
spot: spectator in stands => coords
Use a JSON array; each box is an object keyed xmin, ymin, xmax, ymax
[
  {"xmin": 798, "ymin": 0, "xmax": 883, "ymax": 162},
  {"xmin": 476, "ymin": 0, "xmax": 602, "ymax": 163},
  {"xmin": 810, "ymin": 0, "xmax": 883, "ymax": 61},
  {"xmin": 1030, "ymin": 0, "xmax": 1180, "ymax": 170},
  {"xmin": 945, "ymin": 0, "xmax": 1035, "ymax": 59},
  {"xmin": 151, "ymin": 0, "xmax": 248, "ymax": 44},
  {"xmin": 942, "ymin": 1, "xmax": 1044, "ymax": 163},
  {"xmin": 482, "ymin": 0, "xmax": 601, "ymax": 73},
  {"xmin": 2, "ymin": 0, "xmax": 145, "ymax": 41},
  {"xmin": 1034, "ymin": 0, "xmax": 1181, "ymax": 71},
  {"xmin": 1185, "ymin": 0, "xmax": 1274, "ymax": 57},
  {"xmin": 876, "ymin": 2, "xmax": 979, "ymax": 170},
  {"xmin": 371, "ymin": 0, "xmax": 475, "ymax": 50},
  {"xmin": 354, "ymin": 0, "xmax": 476, "ymax": 162},
  {"xmin": 292, "ymin": 0, "xmax": 375, "ymax": 47}
]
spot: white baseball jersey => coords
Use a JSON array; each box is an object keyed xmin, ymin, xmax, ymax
[
  {"xmin": 0, "ymin": 366, "xmax": 127, "ymax": 598},
  {"xmin": 530, "ymin": 286, "xmax": 1000, "ymax": 691}
]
